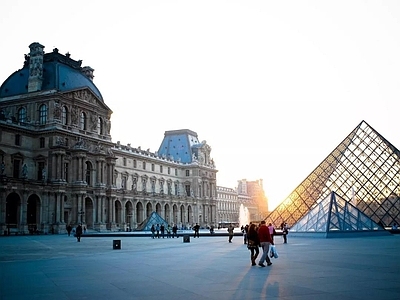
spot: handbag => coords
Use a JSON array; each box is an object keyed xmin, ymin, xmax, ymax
[
  {"xmin": 247, "ymin": 240, "xmax": 257, "ymax": 249},
  {"xmin": 270, "ymin": 245, "xmax": 279, "ymax": 258}
]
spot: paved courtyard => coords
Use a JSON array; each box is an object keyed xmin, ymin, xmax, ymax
[{"xmin": 0, "ymin": 231, "xmax": 399, "ymax": 300}]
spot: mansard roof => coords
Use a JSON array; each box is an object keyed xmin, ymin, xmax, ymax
[
  {"xmin": 157, "ymin": 129, "xmax": 201, "ymax": 163},
  {"xmin": 0, "ymin": 46, "xmax": 103, "ymax": 101}
]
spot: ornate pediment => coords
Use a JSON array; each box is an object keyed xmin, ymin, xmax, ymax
[{"xmin": 63, "ymin": 88, "xmax": 109, "ymax": 111}]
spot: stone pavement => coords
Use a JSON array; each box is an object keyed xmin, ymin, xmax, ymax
[{"xmin": 0, "ymin": 231, "xmax": 399, "ymax": 300}]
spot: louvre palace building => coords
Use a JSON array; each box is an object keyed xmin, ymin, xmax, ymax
[{"xmin": 0, "ymin": 42, "xmax": 231, "ymax": 234}]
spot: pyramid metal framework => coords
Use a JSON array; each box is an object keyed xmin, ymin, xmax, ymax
[
  {"xmin": 290, "ymin": 192, "xmax": 389, "ymax": 237},
  {"xmin": 134, "ymin": 212, "xmax": 168, "ymax": 231},
  {"xmin": 266, "ymin": 120, "xmax": 400, "ymax": 230}
]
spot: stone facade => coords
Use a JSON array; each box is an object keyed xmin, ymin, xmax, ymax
[{"xmin": 0, "ymin": 43, "xmax": 218, "ymax": 234}]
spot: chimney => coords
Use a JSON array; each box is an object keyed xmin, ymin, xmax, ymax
[
  {"xmin": 82, "ymin": 66, "xmax": 94, "ymax": 81},
  {"xmin": 28, "ymin": 42, "xmax": 45, "ymax": 92}
]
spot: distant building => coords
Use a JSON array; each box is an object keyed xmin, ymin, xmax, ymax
[
  {"xmin": 217, "ymin": 179, "xmax": 269, "ymax": 226},
  {"xmin": 237, "ymin": 179, "xmax": 268, "ymax": 221}
]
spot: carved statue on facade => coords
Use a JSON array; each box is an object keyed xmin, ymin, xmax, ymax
[
  {"xmin": 22, "ymin": 164, "xmax": 28, "ymax": 178},
  {"xmin": 71, "ymin": 106, "xmax": 78, "ymax": 124},
  {"xmin": 90, "ymin": 112, "xmax": 97, "ymax": 131},
  {"xmin": 42, "ymin": 168, "xmax": 46, "ymax": 181},
  {"xmin": 53, "ymin": 102, "xmax": 61, "ymax": 119}
]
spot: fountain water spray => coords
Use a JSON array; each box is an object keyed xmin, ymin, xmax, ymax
[{"xmin": 239, "ymin": 204, "xmax": 250, "ymax": 227}]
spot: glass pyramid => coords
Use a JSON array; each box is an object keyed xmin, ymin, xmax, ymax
[
  {"xmin": 290, "ymin": 191, "xmax": 388, "ymax": 237},
  {"xmin": 266, "ymin": 120, "xmax": 400, "ymax": 230},
  {"xmin": 135, "ymin": 211, "xmax": 168, "ymax": 231}
]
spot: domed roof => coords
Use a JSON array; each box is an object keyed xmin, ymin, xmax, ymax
[{"xmin": 0, "ymin": 47, "xmax": 103, "ymax": 100}]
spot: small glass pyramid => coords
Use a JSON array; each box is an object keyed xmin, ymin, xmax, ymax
[{"xmin": 135, "ymin": 211, "xmax": 168, "ymax": 231}]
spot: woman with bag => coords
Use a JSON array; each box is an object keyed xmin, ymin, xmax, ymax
[{"xmin": 247, "ymin": 223, "xmax": 260, "ymax": 266}]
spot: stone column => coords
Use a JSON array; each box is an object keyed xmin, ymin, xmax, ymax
[{"xmin": 20, "ymin": 193, "xmax": 27, "ymax": 233}]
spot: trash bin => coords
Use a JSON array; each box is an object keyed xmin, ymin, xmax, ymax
[
  {"xmin": 183, "ymin": 235, "xmax": 190, "ymax": 243},
  {"xmin": 113, "ymin": 239, "xmax": 121, "ymax": 249}
]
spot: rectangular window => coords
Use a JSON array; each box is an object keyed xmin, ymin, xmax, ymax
[
  {"xmin": 185, "ymin": 170, "xmax": 190, "ymax": 176},
  {"xmin": 15, "ymin": 134, "xmax": 21, "ymax": 146},
  {"xmin": 37, "ymin": 162, "xmax": 45, "ymax": 180},
  {"xmin": 168, "ymin": 167, "xmax": 170, "ymax": 175},
  {"xmin": 133, "ymin": 160, "xmax": 137, "ymax": 168},
  {"xmin": 13, "ymin": 159, "xmax": 21, "ymax": 178},
  {"xmin": 39, "ymin": 105, "xmax": 47, "ymax": 125},
  {"xmin": 185, "ymin": 185, "xmax": 191, "ymax": 196},
  {"xmin": 123, "ymin": 157, "xmax": 127, "ymax": 166},
  {"xmin": 39, "ymin": 137, "xmax": 45, "ymax": 148},
  {"xmin": 151, "ymin": 164, "xmax": 155, "ymax": 171},
  {"xmin": 143, "ymin": 162, "xmax": 146, "ymax": 170},
  {"xmin": 64, "ymin": 162, "xmax": 69, "ymax": 182},
  {"xmin": 160, "ymin": 165, "xmax": 163, "ymax": 173},
  {"xmin": 175, "ymin": 168, "xmax": 178, "ymax": 176}
]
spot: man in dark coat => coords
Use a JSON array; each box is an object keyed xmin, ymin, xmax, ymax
[
  {"xmin": 76, "ymin": 224, "xmax": 83, "ymax": 242},
  {"xmin": 193, "ymin": 223, "xmax": 200, "ymax": 238}
]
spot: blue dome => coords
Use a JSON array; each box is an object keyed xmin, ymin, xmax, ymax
[{"xmin": 0, "ymin": 51, "xmax": 103, "ymax": 100}]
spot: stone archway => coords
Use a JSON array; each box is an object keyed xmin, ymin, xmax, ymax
[
  {"xmin": 115, "ymin": 200, "xmax": 122, "ymax": 226},
  {"xmin": 172, "ymin": 204, "xmax": 178, "ymax": 226},
  {"xmin": 85, "ymin": 197, "xmax": 94, "ymax": 228},
  {"xmin": 125, "ymin": 201, "xmax": 133, "ymax": 231},
  {"xmin": 146, "ymin": 202, "xmax": 152, "ymax": 217},
  {"xmin": 6, "ymin": 192, "xmax": 21, "ymax": 230},
  {"xmin": 27, "ymin": 194, "xmax": 40, "ymax": 233},
  {"xmin": 156, "ymin": 203, "xmax": 162, "ymax": 215},
  {"xmin": 164, "ymin": 204, "xmax": 170, "ymax": 224},
  {"xmin": 136, "ymin": 202, "xmax": 144, "ymax": 224}
]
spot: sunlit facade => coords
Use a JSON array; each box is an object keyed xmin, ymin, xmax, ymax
[
  {"xmin": 266, "ymin": 121, "xmax": 400, "ymax": 230},
  {"xmin": 0, "ymin": 43, "xmax": 217, "ymax": 234}
]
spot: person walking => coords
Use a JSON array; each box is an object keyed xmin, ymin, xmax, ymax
[
  {"xmin": 160, "ymin": 224, "xmax": 165, "ymax": 238},
  {"xmin": 172, "ymin": 224, "xmax": 178, "ymax": 238},
  {"xmin": 257, "ymin": 220, "xmax": 273, "ymax": 267},
  {"xmin": 151, "ymin": 224, "xmax": 156, "ymax": 239},
  {"xmin": 156, "ymin": 224, "xmax": 160, "ymax": 238},
  {"xmin": 227, "ymin": 224, "xmax": 234, "ymax": 243},
  {"xmin": 247, "ymin": 223, "xmax": 260, "ymax": 266},
  {"xmin": 76, "ymin": 224, "xmax": 83, "ymax": 242},
  {"xmin": 282, "ymin": 222, "xmax": 289, "ymax": 243},
  {"xmin": 166, "ymin": 225, "xmax": 172, "ymax": 238},
  {"xmin": 243, "ymin": 224, "xmax": 249, "ymax": 244},
  {"xmin": 193, "ymin": 223, "xmax": 200, "ymax": 238},
  {"xmin": 66, "ymin": 224, "xmax": 72, "ymax": 236},
  {"xmin": 268, "ymin": 223, "xmax": 276, "ymax": 242}
]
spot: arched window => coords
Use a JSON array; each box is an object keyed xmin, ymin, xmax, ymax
[
  {"xmin": 80, "ymin": 112, "xmax": 86, "ymax": 130},
  {"xmin": 18, "ymin": 107, "xmax": 27, "ymax": 123},
  {"xmin": 62, "ymin": 106, "xmax": 68, "ymax": 125},
  {"xmin": 39, "ymin": 104, "xmax": 47, "ymax": 125},
  {"xmin": 97, "ymin": 117, "xmax": 103, "ymax": 134}
]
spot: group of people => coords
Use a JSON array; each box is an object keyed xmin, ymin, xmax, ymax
[
  {"xmin": 150, "ymin": 223, "xmax": 179, "ymax": 238},
  {"xmin": 243, "ymin": 220, "xmax": 289, "ymax": 267},
  {"xmin": 66, "ymin": 224, "xmax": 86, "ymax": 242}
]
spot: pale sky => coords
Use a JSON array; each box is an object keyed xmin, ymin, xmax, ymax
[{"xmin": 1, "ymin": 1, "xmax": 400, "ymax": 210}]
